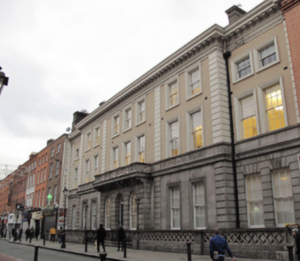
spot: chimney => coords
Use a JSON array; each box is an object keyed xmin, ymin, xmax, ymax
[
  {"xmin": 72, "ymin": 111, "xmax": 89, "ymax": 131},
  {"xmin": 29, "ymin": 152, "xmax": 37, "ymax": 159},
  {"xmin": 47, "ymin": 139, "xmax": 54, "ymax": 146},
  {"xmin": 225, "ymin": 5, "xmax": 246, "ymax": 25}
]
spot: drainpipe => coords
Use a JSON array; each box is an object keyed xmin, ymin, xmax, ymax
[{"xmin": 223, "ymin": 51, "xmax": 240, "ymax": 229}]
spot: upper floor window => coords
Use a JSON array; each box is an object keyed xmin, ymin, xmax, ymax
[
  {"xmin": 186, "ymin": 63, "xmax": 201, "ymax": 98},
  {"xmin": 272, "ymin": 169, "xmax": 295, "ymax": 226},
  {"xmin": 76, "ymin": 148, "xmax": 79, "ymax": 159},
  {"xmin": 246, "ymin": 174, "xmax": 264, "ymax": 227},
  {"xmin": 94, "ymin": 127, "xmax": 100, "ymax": 146},
  {"xmin": 240, "ymin": 95, "xmax": 257, "ymax": 139},
  {"xmin": 86, "ymin": 133, "xmax": 91, "ymax": 151},
  {"xmin": 190, "ymin": 110, "xmax": 203, "ymax": 149},
  {"xmin": 137, "ymin": 135, "xmax": 145, "ymax": 163},
  {"xmin": 193, "ymin": 182, "xmax": 206, "ymax": 229},
  {"xmin": 43, "ymin": 168, "xmax": 46, "ymax": 181},
  {"xmin": 169, "ymin": 120, "xmax": 179, "ymax": 157},
  {"xmin": 42, "ymin": 156, "xmax": 44, "ymax": 163},
  {"xmin": 170, "ymin": 186, "xmax": 180, "ymax": 229},
  {"xmin": 93, "ymin": 155, "xmax": 99, "ymax": 176},
  {"xmin": 124, "ymin": 107, "xmax": 132, "ymax": 130},
  {"xmin": 49, "ymin": 163, "xmax": 53, "ymax": 179},
  {"xmin": 231, "ymin": 52, "xmax": 253, "ymax": 83},
  {"xmin": 57, "ymin": 144, "xmax": 61, "ymax": 154},
  {"xmin": 137, "ymin": 100, "xmax": 145, "ymax": 124},
  {"xmin": 113, "ymin": 147, "xmax": 119, "ymax": 169},
  {"xmin": 74, "ymin": 168, "xmax": 78, "ymax": 181},
  {"xmin": 55, "ymin": 161, "xmax": 60, "ymax": 176},
  {"xmin": 45, "ymin": 153, "xmax": 47, "ymax": 161},
  {"xmin": 51, "ymin": 148, "xmax": 54, "ymax": 158},
  {"xmin": 254, "ymin": 37, "xmax": 279, "ymax": 72},
  {"xmin": 85, "ymin": 159, "xmax": 90, "ymax": 183},
  {"xmin": 113, "ymin": 115, "xmax": 120, "ymax": 136},
  {"xmin": 124, "ymin": 141, "xmax": 131, "ymax": 166},
  {"xmin": 166, "ymin": 78, "xmax": 179, "ymax": 108},
  {"xmin": 53, "ymin": 185, "xmax": 57, "ymax": 204}
]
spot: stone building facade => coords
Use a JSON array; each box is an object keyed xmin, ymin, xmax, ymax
[{"xmin": 64, "ymin": 1, "xmax": 300, "ymax": 259}]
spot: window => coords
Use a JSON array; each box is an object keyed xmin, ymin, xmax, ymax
[
  {"xmin": 265, "ymin": 84, "xmax": 285, "ymax": 132},
  {"xmin": 169, "ymin": 120, "xmax": 179, "ymax": 156},
  {"xmin": 231, "ymin": 52, "xmax": 253, "ymax": 83},
  {"xmin": 254, "ymin": 37, "xmax": 279, "ymax": 72},
  {"xmin": 113, "ymin": 115, "xmax": 120, "ymax": 136},
  {"xmin": 45, "ymin": 153, "xmax": 47, "ymax": 161},
  {"xmin": 37, "ymin": 171, "xmax": 40, "ymax": 184},
  {"xmin": 94, "ymin": 127, "xmax": 100, "ymax": 146},
  {"xmin": 38, "ymin": 190, "xmax": 41, "ymax": 207},
  {"xmin": 82, "ymin": 203, "xmax": 87, "ymax": 229},
  {"xmin": 246, "ymin": 174, "xmax": 264, "ymax": 227},
  {"xmin": 55, "ymin": 161, "xmax": 60, "ymax": 176},
  {"xmin": 76, "ymin": 148, "xmax": 79, "ymax": 159},
  {"xmin": 91, "ymin": 201, "xmax": 97, "ymax": 230},
  {"xmin": 41, "ymin": 189, "xmax": 44, "ymax": 207},
  {"xmin": 186, "ymin": 63, "xmax": 201, "ymax": 98},
  {"xmin": 43, "ymin": 168, "xmax": 46, "ymax": 181},
  {"xmin": 241, "ymin": 95, "xmax": 257, "ymax": 139},
  {"xmin": 85, "ymin": 159, "xmax": 90, "ymax": 183},
  {"xmin": 42, "ymin": 156, "xmax": 44, "ymax": 163},
  {"xmin": 130, "ymin": 193, "xmax": 137, "ymax": 229},
  {"xmin": 124, "ymin": 141, "xmax": 131, "ymax": 166},
  {"xmin": 105, "ymin": 197, "xmax": 111, "ymax": 229},
  {"xmin": 166, "ymin": 79, "xmax": 179, "ymax": 108},
  {"xmin": 53, "ymin": 185, "xmax": 57, "ymax": 204},
  {"xmin": 272, "ymin": 169, "xmax": 295, "ymax": 226},
  {"xmin": 86, "ymin": 133, "xmax": 91, "ymax": 151},
  {"xmin": 49, "ymin": 163, "xmax": 53, "ymax": 179},
  {"xmin": 191, "ymin": 111, "xmax": 203, "ymax": 149},
  {"xmin": 137, "ymin": 135, "xmax": 145, "ymax": 163},
  {"xmin": 57, "ymin": 144, "xmax": 61, "ymax": 154},
  {"xmin": 51, "ymin": 148, "xmax": 54, "ymax": 157},
  {"xmin": 72, "ymin": 206, "xmax": 76, "ymax": 229},
  {"xmin": 113, "ymin": 147, "xmax": 119, "ymax": 169},
  {"xmin": 124, "ymin": 107, "xmax": 132, "ymax": 130},
  {"xmin": 137, "ymin": 100, "xmax": 145, "ymax": 124},
  {"xmin": 93, "ymin": 155, "xmax": 99, "ymax": 176},
  {"xmin": 170, "ymin": 186, "xmax": 180, "ymax": 229},
  {"xmin": 74, "ymin": 168, "xmax": 78, "ymax": 180},
  {"xmin": 193, "ymin": 182, "xmax": 206, "ymax": 228}
]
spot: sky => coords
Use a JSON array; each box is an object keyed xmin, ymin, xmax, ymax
[{"xmin": 0, "ymin": 0, "xmax": 264, "ymax": 178}]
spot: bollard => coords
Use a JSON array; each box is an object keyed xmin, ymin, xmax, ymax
[
  {"xmin": 43, "ymin": 235, "xmax": 46, "ymax": 246},
  {"xmin": 33, "ymin": 245, "xmax": 39, "ymax": 261},
  {"xmin": 287, "ymin": 245, "xmax": 294, "ymax": 261},
  {"xmin": 187, "ymin": 242, "xmax": 192, "ymax": 261},
  {"xmin": 99, "ymin": 253, "xmax": 107, "ymax": 261},
  {"xmin": 123, "ymin": 239, "xmax": 127, "ymax": 258},
  {"xmin": 85, "ymin": 230, "xmax": 88, "ymax": 253}
]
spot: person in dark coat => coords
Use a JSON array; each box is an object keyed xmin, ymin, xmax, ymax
[
  {"xmin": 12, "ymin": 227, "xmax": 16, "ymax": 241},
  {"xmin": 117, "ymin": 225, "xmax": 126, "ymax": 251},
  {"xmin": 25, "ymin": 228, "xmax": 30, "ymax": 241},
  {"xmin": 19, "ymin": 228, "xmax": 23, "ymax": 242},
  {"xmin": 29, "ymin": 227, "xmax": 34, "ymax": 242},
  {"xmin": 293, "ymin": 228, "xmax": 300, "ymax": 260},
  {"xmin": 96, "ymin": 224, "xmax": 106, "ymax": 253},
  {"xmin": 35, "ymin": 227, "xmax": 39, "ymax": 241}
]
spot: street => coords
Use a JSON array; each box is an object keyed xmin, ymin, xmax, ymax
[{"xmin": 0, "ymin": 240, "xmax": 100, "ymax": 261}]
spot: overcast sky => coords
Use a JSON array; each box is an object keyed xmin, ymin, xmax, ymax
[{"xmin": 0, "ymin": 0, "xmax": 264, "ymax": 178}]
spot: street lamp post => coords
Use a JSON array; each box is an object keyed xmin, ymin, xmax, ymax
[
  {"xmin": 136, "ymin": 198, "xmax": 140, "ymax": 250},
  {"xmin": 0, "ymin": 67, "xmax": 9, "ymax": 96},
  {"xmin": 61, "ymin": 187, "xmax": 68, "ymax": 249},
  {"xmin": 84, "ymin": 204, "xmax": 88, "ymax": 252}
]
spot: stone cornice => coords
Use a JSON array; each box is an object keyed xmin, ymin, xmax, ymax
[
  {"xmin": 68, "ymin": 129, "xmax": 81, "ymax": 140},
  {"xmin": 72, "ymin": 0, "xmax": 283, "ymax": 132}
]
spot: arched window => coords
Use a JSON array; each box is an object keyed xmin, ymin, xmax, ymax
[
  {"xmin": 130, "ymin": 192, "xmax": 137, "ymax": 230},
  {"xmin": 105, "ymin": 197, "xmax": 111, "ymax": 229}
]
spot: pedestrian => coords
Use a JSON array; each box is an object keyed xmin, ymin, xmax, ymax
[
  {"xmin": 293, "ymin": 228, "xmax": 300, "ymax": 260},
  {"xmin": 12, "ymin": 227, "xmax": 16, "ymax": 241},
  {"xmin": 117, "ymin": 225, "xmax": 126, "ymax": 251},
  {"xmin": 61, "ymin": 229, "xmax": 66, "ymax": 249},
  {"xmin": 57, "ymin": 227, "xmax": 63, "ymax": 244},
  {"xmin": 96, "ymin": 224, "xmax": 106, "ymax": 253},
  {"xmin": 25, "ymin": 228, "xmax": 30, "ymax": 241},
  {"xmin": 209, "ymin": 227, "xmax": 236, "ymax": 261},
  {"xmin": 50, "ymin": 226, "xmax": 56, "ymax": 242},
  {"xmin": 19, "ymin": 228, "xmax": 23, "ymax": 242},
  {"xmin": 29, "ymin": 227, "xmax": 34, "ymax": 243}
]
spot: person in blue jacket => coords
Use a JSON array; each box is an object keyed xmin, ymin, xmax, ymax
[{"xmin": 209, "ymin": 227, "xmax": 236, "ymax": 261}]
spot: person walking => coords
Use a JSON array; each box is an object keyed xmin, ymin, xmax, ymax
[
  {"xmin": 19, "ymin": 228, "xmax": 23, "ymax": 242},
  {"xmin": 117, "ymin": 225, "xmax": 126, "ymax": 251},
  {"xmin": 25, "ymin": 228, "xmax": 30, "ymax": 241},
  {"xmin": 209, "ymin": 228, "xmax": 236, "ymax": 261},
  {"xmin": 35, "ymin": 227, "xmax": 39, "ymax": 241},
  {"xmin": 50, "ymin": 226, "xmax": 56, "ymax": 242},
  {"xmin": 293, "ymin": 228, "xmax": 300, "ymax": 260},
  {"xmin": 29, "ymin": 227, "xmax": 34, "ymax": 243},
  {"xmin": 96, "ymin": 224, "xmax": 106, "ymax": 253}
]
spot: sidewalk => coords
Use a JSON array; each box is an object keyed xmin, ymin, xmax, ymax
[{"xmin": 2, "ymin": 237, "xmax": 277, "ymax": 261}]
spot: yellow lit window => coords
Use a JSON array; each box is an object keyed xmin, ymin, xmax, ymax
[
  {"xmin": 241, "ymin": 96, "xmax": 257, "ymax": 139},
  {"xmin": 138, "ymin": 136, "xmax": 145, "ymax": 163},
  {"xmin": 265, "ymin": 85, "xmax": 285, "ymax": 131},
  {"xmin": 113, "ymin": 147, "xmax": 119, "ymax": 169},
  {"xmin": 125, "ymin": 142, "xmax": 131, "ymax": 165},
  {"xmin": 114, "ymin": 116, "xmax": 120, "ymax": 135},
  {"xmin": 170, "ymin": 121, "xmax": 179, "ymax": 156},
  {"xmin": 191, "ymin": 111, "xmax": 203, "ymax": 149}
]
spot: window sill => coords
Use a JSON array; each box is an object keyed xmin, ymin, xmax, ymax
[
  {"xmin": 135, "ymin": 120, "xmax": 145, "ymax": 127},
  {"xmin": 186, "ymin": 91, "xmax": 202, "ymax": 101},
  {"xmin": 166, "ymin": 103, "xmax": 179, "ymax": 112},
  {"xmin": 256, "ymin": 60, "xmax": 280, "ymax": 74},
  {"xmin": 232, "ymin": 72, "xmax": 254, "ymax": 84},
  {"xmin": 93, "ymin": 144, "xmax": 100, "ymax": 149},
  {"xmin": 123, "ymin": 127, "xmax": 132, "ymax": 133},
  {"xmin": 112, "ymin": 133, "xmax": 120, "ymax": 139}
]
